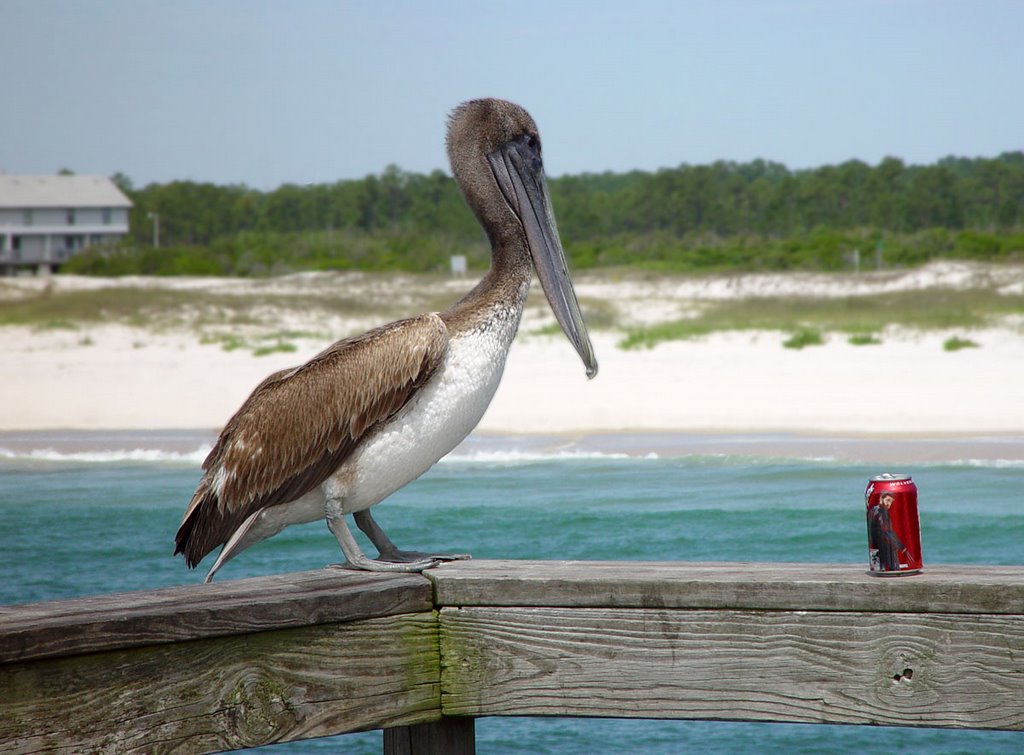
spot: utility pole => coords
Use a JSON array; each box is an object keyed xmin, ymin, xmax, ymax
[{"xmin": 147, "ymin": 212, "xmax": 160, "ymax": 248}]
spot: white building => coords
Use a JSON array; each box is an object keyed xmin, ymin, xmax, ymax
[{"xmin": 0, "ymin": 175, "xmax": 132, "ymax": 275}]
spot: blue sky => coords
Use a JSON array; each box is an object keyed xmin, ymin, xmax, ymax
[{"xmin": 2, "ymin": 0, "xmax": 1021, "ymax": 189}]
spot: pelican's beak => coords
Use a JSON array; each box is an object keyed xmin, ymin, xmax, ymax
[{"xmin": 487, "ymin": 136, "xmax": 598, "ymax": 379}]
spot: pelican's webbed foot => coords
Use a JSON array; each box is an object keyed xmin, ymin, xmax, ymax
[
  {"xmin": 327, "ymin": 505, "xmax": 465, "ymax": 573},
  {"xmin": 328, "ymin": 556, "xmax": 443, "ymax": 573},
  {"xmin": 377, "ymin": 548, "xmax": 472, "ymax": 564},
  {"xmin": 353, "ymin": 509, "xmax": 471, "ymax": 566}
]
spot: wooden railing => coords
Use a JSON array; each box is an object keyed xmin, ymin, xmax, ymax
[{"xmin": 2, "ymin": 561, "xmax": 1023, "ymax": 753}]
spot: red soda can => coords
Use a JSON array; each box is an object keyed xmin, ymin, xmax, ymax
[{"xmin": 865, "ymin": 473, "xmax": 922, "ymax": 576}]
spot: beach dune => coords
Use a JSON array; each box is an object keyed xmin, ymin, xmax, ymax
[{"xmin": 1, "ymin": 262, "xmax": 1021, "ymax": 438}]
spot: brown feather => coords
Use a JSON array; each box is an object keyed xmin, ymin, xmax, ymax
[{"xmin": 174, "ymin": 314, "xmax": 448, "ymax": 568}]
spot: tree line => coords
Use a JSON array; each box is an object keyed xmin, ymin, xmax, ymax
[{"xmin": 75, "ymin": 152, "xmax": 1024, "ymax": 276}]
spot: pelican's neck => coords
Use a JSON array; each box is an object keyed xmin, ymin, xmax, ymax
[{"xmin": 441, "ymin": 238, "xmax": 532, "ymax": 334}]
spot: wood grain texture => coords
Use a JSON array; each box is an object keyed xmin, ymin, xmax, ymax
[
  {"xmin": 1, "ymin": 612, "xmax": 441, "ymax": 754},
  {"xmin": 439, "ymin": 606, "xmax": 1024, "ymax": 730},
  {"xmin": 428, "ymin": 561, "xmax": 1024, "ymax": 614},
  {"xmin": 0, "ymin": 569, "xmax": 432, "ymax": 664}
]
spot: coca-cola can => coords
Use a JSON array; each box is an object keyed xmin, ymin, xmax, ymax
[{"xmin": 865, "ymin": 473, "xmax": 922, "ymax": 576}]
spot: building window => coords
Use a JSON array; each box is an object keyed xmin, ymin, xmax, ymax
[
  {"xmin": 65, "ymin": 235, "xmax": 77, "ymax": 251},
  {"xmin": 22, "ymin": 209, "xmax": 33, "ymax": 226},
  {"xmin": 66, "ymin": 208, "xmax": 76, "ymax": 225},
  {"xmin": 102, "ymin": 208, "xmax": 112, "ymax": 225}
]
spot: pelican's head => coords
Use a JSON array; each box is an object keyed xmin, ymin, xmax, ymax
[{"xmin": 447, "ymin": 98, "xmax": 598, "ymax": 379}]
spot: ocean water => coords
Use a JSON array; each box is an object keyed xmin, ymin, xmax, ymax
[{"xmin": 1, "ymin": 431, "xmax": 1022, "ymax": 754}]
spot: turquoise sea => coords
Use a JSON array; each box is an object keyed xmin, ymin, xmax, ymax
[{"xmin": 1, "ymin": 430, "xmax": 1022, "ymax": 754}]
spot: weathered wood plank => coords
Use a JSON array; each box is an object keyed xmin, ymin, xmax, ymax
[
  {"xmin": 428, "ymin": 561, "xmax": 1024, "ymax": 614},
  {"xmin": 4, "ymin": 561, "xmax": 1022, "ymax": 752},
  {"xmin": 1, "ymin": 612, "xmax": 441, "ymax": 754},
  {"xmin": 0, "ymin": 569, "xmax": 432, "ymax": 664},
  {"xmin": 439, "ymin": 606, "xmax": 1024, "ymax": 730}
]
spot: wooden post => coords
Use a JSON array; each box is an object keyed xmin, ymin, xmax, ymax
[{"xmin": 384, "ymin": 717, "xmax": 476, "ymax": 755}]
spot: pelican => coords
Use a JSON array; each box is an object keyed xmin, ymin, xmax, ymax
[{"xmin": 174, "ymin": 98, "xmax": 597, "ymax": 582}]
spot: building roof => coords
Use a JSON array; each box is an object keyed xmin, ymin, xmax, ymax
[{"xmin": 0, "ymin": 175, "xmax": 133, "ymax": 209}]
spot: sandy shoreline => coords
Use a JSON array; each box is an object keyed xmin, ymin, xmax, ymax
[
  {"xmin": 2, "ymin": 326, "xmax": 1021, "ymax": 437},
  {"xmin": 1, "ymin": 262, "xmax": 1022, "ymax": 459}
]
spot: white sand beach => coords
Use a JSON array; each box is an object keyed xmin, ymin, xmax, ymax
[{"xmin": 1, "ymin": 262, "xmax": 1022, "ymax": 445}]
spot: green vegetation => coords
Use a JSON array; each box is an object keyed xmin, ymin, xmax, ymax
[
  {"xmin": 3, "ymin": 272, "xmax": 1020, "ymax": 352},
  {"xmin": 619, "ymin": 319, "xmax": 713, "ymax": 349},
  {"xmin": 197, "ymin": 330, "xmax": 318, "ymax": 356},
  {"xmin": 199, "ymin": 332, "xmax": 247, "ymax": 351},
  {"xmin": 12, "ymin": 152, "xmax": 1024, "ymax": 352},
  {"xmin": 0, "ymin": 287, "xmax": 199, "ymax": 329},
  {"xmin": 35, "ymin": 319, "xmax": 79, "ymax": 331},
  {"xmin": 782, "ymin": 329, "xmax": 825, "ymax": 349},
  {"xmin": 0, "ymin": 285, "xmax": 399, "ymax": 331},
  {"xmin": 66, "ymin": 230, "xmax": 488, "ymax": 277},
  {"xmin": 65, "ymin": 152, "xmax": 1024, "ymax": 277},
  {"xmin": 619, "ymin": 288, "xmax": 1024, "ymax": 350},
  {"xmin": 848, "ymin": 333, "xmax": 883, "ymax": 346},
  {"xmin": 252, "ymin": 341, "xmax": 298, "ymax": 357},
  {"xmin": 943, "ymin": 335, "xmax": 981, "ymax": 351}
]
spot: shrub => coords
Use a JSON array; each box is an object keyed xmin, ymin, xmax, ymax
[
  {"xmin": 943, "ymin": 336, "xmax": 980, "ymax": 351},
  {"xmin": 783, "ymin": 329, "xmax": 825, "ymax": 349}
]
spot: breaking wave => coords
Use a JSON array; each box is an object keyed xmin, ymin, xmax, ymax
[
  {"xmin": 441, "ymin": 448, "xmax": 653, "ymax": 464},
  {"xmin": 0, "ymin": 445, "xmax": 211, "ymax": 465}
]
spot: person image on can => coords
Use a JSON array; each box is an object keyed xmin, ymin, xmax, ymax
[{"xmin": 867, "ymin": 491, "xmax": 905, "ymax": 571}]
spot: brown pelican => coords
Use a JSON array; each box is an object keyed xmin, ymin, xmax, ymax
[{"xmin": 174, "ymin": 98, "xmax": 597, "ymax": 582}]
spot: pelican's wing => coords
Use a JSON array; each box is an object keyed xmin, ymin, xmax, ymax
[{"xmin": 174, "ymin": 313, "xmax": 449, "ymax": 568}]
